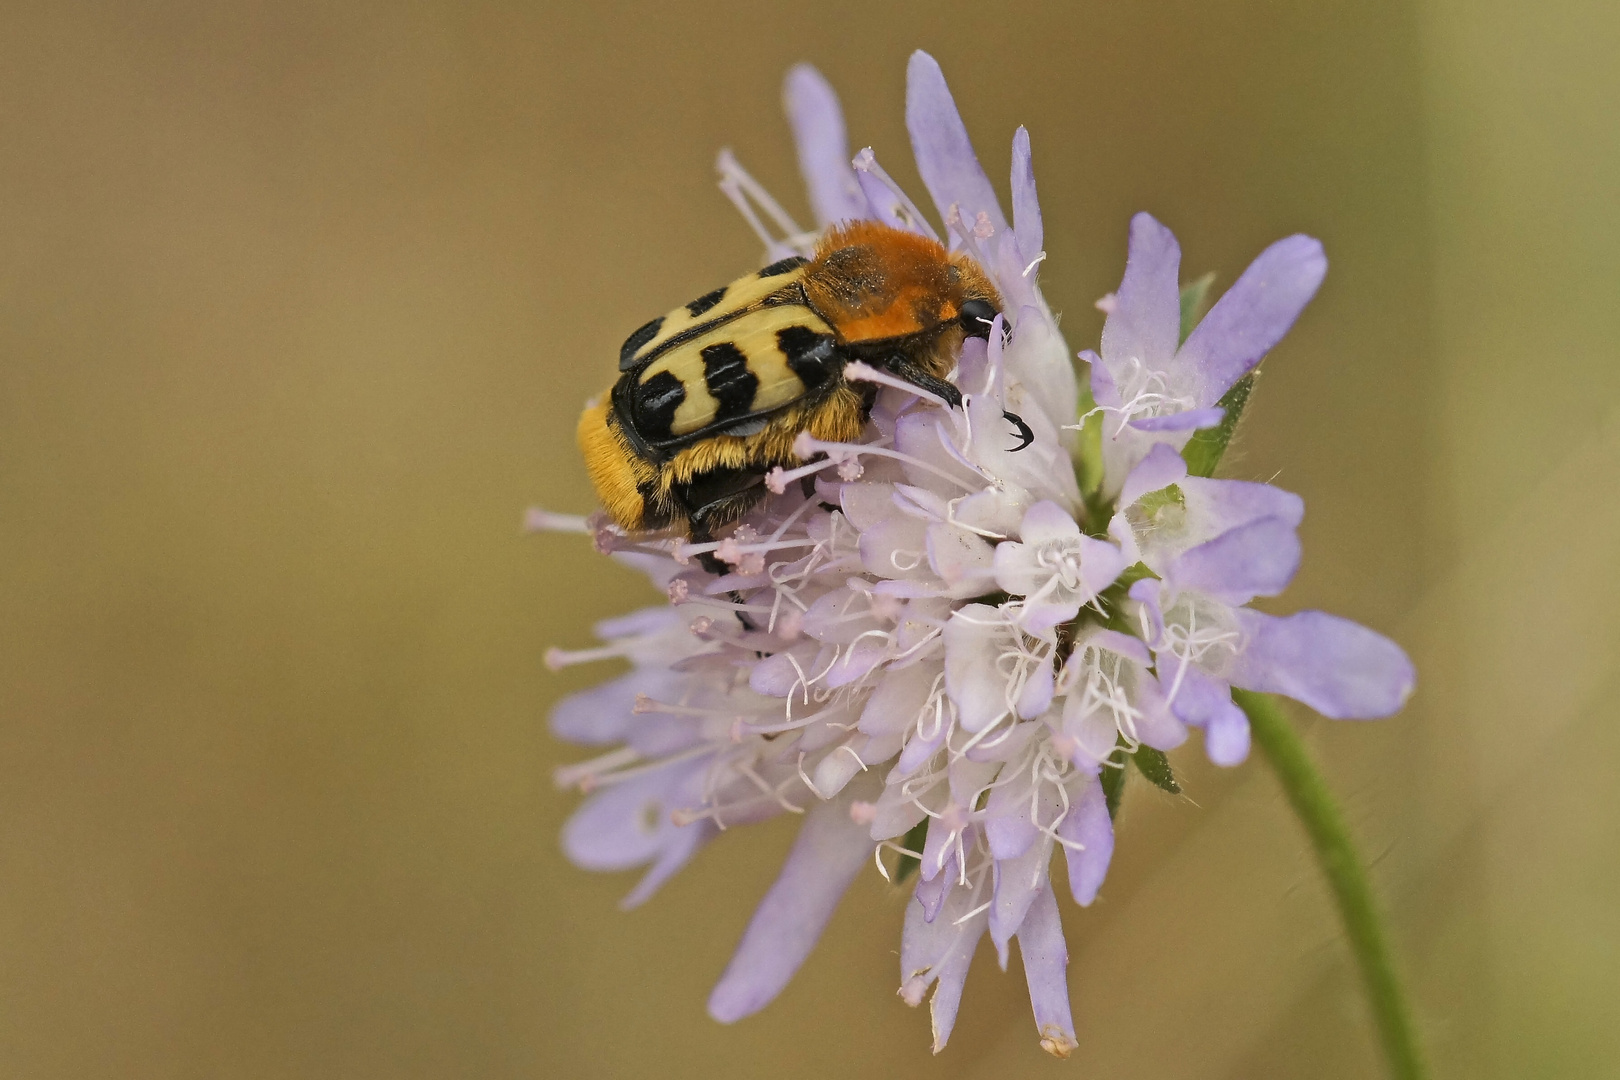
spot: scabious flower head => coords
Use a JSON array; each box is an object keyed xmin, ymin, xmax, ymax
[{"xmin": 536, "ymin": 51, "xmax": 1415, "ymax": 1058}]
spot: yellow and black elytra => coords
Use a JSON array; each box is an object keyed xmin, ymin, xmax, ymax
[{"xmin": 578, "ymin": 219, "xmax": 1031, "ymax": 548}]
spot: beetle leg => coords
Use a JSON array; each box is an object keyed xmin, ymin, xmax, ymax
[
  {"xmin": 884, "ymin": 360, "xmax": 1034, "ymax": 451},
  {"xmin": 885, "ymin": 362, "xmax": 964, "ymax": 409}
]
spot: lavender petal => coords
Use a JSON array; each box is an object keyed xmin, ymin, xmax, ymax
[
  {"xmin": 549, "ymin": 672, "xmax": 643, "ymax": 745},
  {"xmin": 1079, "ymin": 535, "xmax": 1130, "ymax": 599},
  {"xmin": 561, "ymin": 762, "xmax": 700, "ymax": 872},
  {"xmin": 1084, "ymin": 348, "xmax": 1122, "ymax": 411},
  {"xmin": 591, "ymin": 604, "xmax": 682, "ymax": 643},
  {"xmin": 1205, "ymin": 705, "xmax": 1252, "ymax": 764},
  {"xmin": 1016, "ymin": 652, "xmax": 1057, "ymax": 718},
  {"xmin": 858, "ymin": 661, "xmax": 937, "ymax": 737},
  {"xmin": 1010, "ymin": 126, "xmax": 1043, "ymax": 266},
  {"xmin": 944, "ymin": 606, "xmax": 1012, "ymax": 731},
  {"xmin": 988, "ymin": 801, "xmax": 1056, "ymax": 962},
  {"xmin": 1088, "ymin": 628, "xmax": 1155, "ymax": 666},
  {"xmin": 926, "ymin": 521, "xmax": 998, "ymax": 596},
  {"xmin": 1118, "ymin": 442, "xmax": 1190, "ymax": 509},
  {"xmin": 919, "ymin": 814, "xmax": 960, "ymax": 882},
  {"xmin": 899, "ymin": 871, "xmax": 988, "ymax": 1052},
  {"xmin": 852, "ymin": 148, "xmax": 938, "ymax": 239},
  {"xmin": 1183, "ymin": 476, "xmax": 1306, "ymax": 534},
  {"xmin": 985, "ymin": 776, "xmax": 1039, "ymax": 861},
  {"xmin": 992, "ymin": 541, "xmax": 1049, "ymax": 599},
  {"xmin": 1018, "ymin": 499, "xmax": 1082, "ymax": 545},
  {"xmin": 914, "ymin": 850, "xmax": 957, "ymax": 921},
  {"xmin": 783, "ymin": 64, "xmax": 866, "ymax": 227},
  {"xmin": 905, "ymin": 51, "xmax": 1008, "ymax": 242},
  {"xmin": 1100, "ymin": 212, "xmax": 1182, "ymax": 370},
  {"xmin": 1230, "ymin": 609, "xmax": 1417, "ymax": 719},
  {"xmin": 1130, "ymin": 671, "xmax": 1191, "ymax": 752},
  {"xmin": 1165, "ymin": 665, "xmax": 1251, "ymax": 765},
  {"xmin": 708, "ymin": 794, "xmax": 876, "ymax": 1022},
  {"xmin": 1003, "ymin": 304, "xmax": 1079, "ymax": 435},
  {"xmin": 1167, "ymin": 515, "xmax": 1302, "ymax": 604},
  {"xmin": 1059, "ymin": 779, "xmax": 1114, "ymax": 906},
  {"xmin": 1128, "ymin": 406, "xmax": 1225, "ymax": 432},
  {"xmin": 1019, "ymin": 598, "xmax": 1082, "ymax": 635},
  {"xmin": 1130, "ymin": 577, "xmax": 1166, "ymax": 645},
  {"xmin": 1016, "ymin": 884, "xmax": 1078, "ymax": 1058},
  {"xmin": 1177, "ymin": 234, "xmax": 1327, "ymax": 405},
  {"xmin": 895, "ymin": 724, "xmax": 947, "ymax": 776},
  {"xmin": 622, "ymin": 816, "xmax": 716, "ymax": 909}
]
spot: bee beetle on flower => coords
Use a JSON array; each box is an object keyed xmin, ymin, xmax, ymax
[
  {"xmin": 579, "ymin": 204, "xmax": 1035, "ymax": 546},
  {"xmin": 534, "ymin": 50, "xmax": 1416, "ymax": 1060}
]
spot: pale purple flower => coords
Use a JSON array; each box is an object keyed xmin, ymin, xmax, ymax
[
  {"xmin": 993, "ymin": 501, "xmax": 1128, "ymax": 633},
  {"xmin": 1083, "ymin": 212, "xmax": 1328, "ymax": 495},
  {"xmin": 539, "ymin": 50, "xmax": 1413, "ymax": 1061},
  {"xmin": 1053, "ymin": 626, "xmax": 1188, "ymax": 770},
  {"xmin": 1112, "ymin": 444, "xmax": 1416, "ymax": 764}
]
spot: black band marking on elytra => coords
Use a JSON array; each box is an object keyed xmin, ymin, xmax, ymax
[
  {"xmin": 775, "ymin": 324, "xmax": 840, "ymax": 391},
  {"xmin": 700, "ymin": 341, "xmax": 760, "ymax": 420},
  {"xmin": 631, "ymin": 369, "xmax": 686, "ymax": 440},
  {"xmin": 685, "ymin": 287, "xmax": 727, "ymax": 318},
  {"xmin": 619, "ymin": 315, "xmax": 665, "ymax": 370},
  {"xmin": 758, "ymin": 255, "xmax": 808, "ymax": 278}
]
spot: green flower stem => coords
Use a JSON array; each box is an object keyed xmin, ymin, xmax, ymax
[{"xmin": 1234, "ymin": 689, "xmax": 1428, "ymax": 1080}]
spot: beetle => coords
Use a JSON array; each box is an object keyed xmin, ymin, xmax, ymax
[{"xmin": 578, "ymin": 219, "xmax": 1030, "ymax": 544}]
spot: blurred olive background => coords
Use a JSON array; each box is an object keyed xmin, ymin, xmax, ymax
[{"xmin": 0, "ymin": 1, "xmax": 1616, "ymax": 1077}]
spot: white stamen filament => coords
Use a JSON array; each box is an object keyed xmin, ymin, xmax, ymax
[
  {"xmin": 872, "ymin": 839, "xmax": 926, "ymax": 884},
  {"xmin": 544, "ymin": 643, "xmax": 632, "ymax": 670},
  {"xmin": 1087, "ymin": 356, "xmax": 1199, "ymax": 439},
  {"xmin": 523, "ymin": 508, "xmax": 590, "ymax": 533},
  {"xmin": 844, "ymin": 361, "xmax": 953, "ymax": 409},
  {"xmin": 1157, "ymin": 597, "xmax": 1242, "ymax": 706},
  {"xmin": 852, "ymin": 148, "xmax": 939, "ymax": 242},
  {"xmin": 553, "ymin": 746, "xmax": 639, "ymax": 790},
  {"xmin": 734, "ymin": 759, "xmax": 806, "ymax": 815},
  {"xmin": 953, "ymin": 899, "xmax": 993, "ymax": 926},
  {"xmin": 716, "ymin": 148, "xmax": 817, "ymax": 255},
  {"xmin": 1065, "ymin": 644, "xmax": 1148, "ymax": 749},
  {"xmin": 794, "ymin": 433, "xmax": 982, "ymax": 493}
]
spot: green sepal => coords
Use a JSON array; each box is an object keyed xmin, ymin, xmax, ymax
[
  {"xmin": 1179, "ymin": 272, "xmax": 1216, "ymax": 345},
  {"xmin": 1125, "ymin": 483, "xmax": 1185, "ymax": 528},
  {"xmin": 1114, "ymin": 560, "xmax": 1158, "ymax": 590},
  {"xmin": 1073, "ymin": 367, "xmax": 1105, "ymax": 498},
  {"xmin": 893, "ymin": 817, "xmax": 930, "ymax": 884},
  {"xmin": 1181, "ymin": 372, "xmax": 1256, "ymax": 479},
  {"xmin": 1100, "ymin": 749, "xmax": 1128, "ymax": 820},
  {"xmin": 1131, "ymin": 745, "xmax": 1181, "ymax": 794}
]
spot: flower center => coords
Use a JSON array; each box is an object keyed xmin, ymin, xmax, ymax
[
  {"xmin": 1109, "ymin": 356, "xmax": 1197, "ymax": 436},
  {"xmin": 1033, "ymin": 538, "xmax": 1088, "ymax": 591},
  {"xmin": 1153, "ymin": 592, "xmax": 1242, "ymax": 702},
  {"xmin": 987, "ymin": 616, "xmax": 1054, "ymax": 721},
  {"xmin": 1063, "ymin": 644, "xmax": 1147, "ymax": 747}
]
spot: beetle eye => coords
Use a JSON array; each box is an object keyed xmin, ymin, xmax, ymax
[{"xmin": 957, "ymin": 299, "xmax": 999, "ymax": 339}]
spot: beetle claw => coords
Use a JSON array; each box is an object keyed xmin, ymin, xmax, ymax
[{"xmin": 1003, "ymin": 410, "xmax": 1035, "ymax": 452}]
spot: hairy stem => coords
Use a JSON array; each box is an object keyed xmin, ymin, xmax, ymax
[{"xmin": 1234, "ymin": 689, "xmax": 1428, "ymax": 1080}]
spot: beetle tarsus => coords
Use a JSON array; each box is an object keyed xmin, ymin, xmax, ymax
[{"xmin": 1003, "ymin": 411, "xmax": 1034, "ymax": 452}]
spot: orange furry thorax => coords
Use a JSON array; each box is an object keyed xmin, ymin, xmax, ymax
[{"xmin": 803, "ymin": 221, "xmax": 998, "ymax": 346}]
